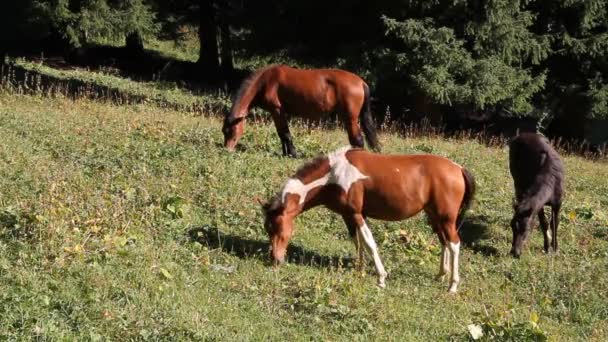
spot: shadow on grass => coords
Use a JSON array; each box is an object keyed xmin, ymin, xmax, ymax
[
  {"xmin": 188, "ymin": 225, "xmax": 354, "ymax": 269},
  {"xmin": 592, "ymin": 226, "xmax": 608, "ymax": 241},
  {"xmin": 459, "ymin": 214, "xmax": 499, "ymax": 256}
]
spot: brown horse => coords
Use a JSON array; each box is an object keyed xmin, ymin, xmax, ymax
[
  {"xmin": 262, "ymin": 146, "xmax": 475, "ymax": 293},
  {"xmin": 222, "ymin": 65, "xmax": 380, "ymax": 157}
]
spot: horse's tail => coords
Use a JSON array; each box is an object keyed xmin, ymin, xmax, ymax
[
  {"xmin": 359, "ymin": 83, "xmax": 381, "ymax": 151},
  {"xmin": 457, "ymin": 168, "xmax": 476, "ymax": 230}
]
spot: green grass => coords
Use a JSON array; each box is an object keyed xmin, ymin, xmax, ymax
[
  {"xmin": 0, "ymin": 91, "xmax": 607, "ymax": 340},
  {"xmin": 8, "ymin": 58, "xmax": 231, "ymax": 113}
]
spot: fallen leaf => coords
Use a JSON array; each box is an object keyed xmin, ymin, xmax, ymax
[
  {"xmin": 160, "ymin": 268, "xmax": 173, "ymax": 280},
  {"xmin": 467, "ymin": 323, "xmax": 484, "ymax": 340}
]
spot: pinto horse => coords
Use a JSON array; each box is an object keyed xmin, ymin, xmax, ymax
[
  {"xmin": 222, "ymin": 65, "xmax": 380, "ymax": 157},
  {"xmin": 262, "ymin": 146, "xmax": 475, "ymax": 293}
]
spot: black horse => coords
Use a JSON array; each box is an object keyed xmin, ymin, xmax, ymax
[{"xmin": 509, "ymin": 133, "xmax": 564, "ymax": 257}]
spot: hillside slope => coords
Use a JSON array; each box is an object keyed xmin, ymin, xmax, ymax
[{"xmin": 0, "ymin": 93, "xmax": 606, "ymax": 340}]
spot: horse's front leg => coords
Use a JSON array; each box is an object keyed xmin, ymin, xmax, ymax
[
  {"xmin": 538, "ymin": 207, "xmax": 550, "ymax": 253},
  {"xmin": 271, "ymin": 110, "xmax": 297, "ymax": 158},
  {"xmin": 342, "ymin": 214, "xmax": 365, "ymax": 274},
  {"xmin": 355, "ymin": 215, "xmax": 387, "ymax": 288},
  {"xmin": 551, "ymin": 202, "xmax": 561, "ymax": 253}
]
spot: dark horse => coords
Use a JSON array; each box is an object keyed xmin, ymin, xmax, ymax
[
  {"xmin": 262, "ymin": 146, "xmax": 475, "ymax": 292},
  {"xmin": 509, "ymin": 133, "xmax": 564, "ymax": 257},
  {"xmin": 222, "ymin": 65, "xmax": 380, "ymax": 157}
]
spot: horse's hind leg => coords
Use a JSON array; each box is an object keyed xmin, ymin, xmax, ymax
[
  {"xmin": 271, "ymin": 110, "xmax": 297, "ymax": 157},
  {"xmin": 444, "ymin": 223, "xmax": 461, "ymax": 293},
  {"xmin": 430, "ymin": 218, "xmax": 449, "ymax": 281},
  {"xmin": 538, "ymin": 208, "xmax": 550, "ymax": 253},
  {"xmin": 344, "ymin": 108, "xmax": 364, "ymax": 148},
  {"xmin": 551, "ymin": 203, "xmax": 561, "ymax": 253},
  {"xmin": 437, "ymin": 243, "xmax": 449, "ymax": 281}
]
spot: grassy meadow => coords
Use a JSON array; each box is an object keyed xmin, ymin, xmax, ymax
[{"xmin": 0, "ymin": 91, "xmax": 607, "ymax": 340}]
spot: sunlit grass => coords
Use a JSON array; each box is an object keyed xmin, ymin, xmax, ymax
[{"xmin": 0, "ymin": 92, "xmax": 606, "ymax": 340}]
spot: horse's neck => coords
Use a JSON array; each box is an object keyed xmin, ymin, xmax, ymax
[
  {"xmin": 281, "ymin": 174, "xmax": 332, "ymax": 214},
  {"xmin": 300, "ymin": 186, "xmax": 330, "ymax": 212},
  {"xmin": 232, "ymin": 80, "xmax": 261, "ymax": 117}
]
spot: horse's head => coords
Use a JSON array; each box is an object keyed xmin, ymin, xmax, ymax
[
  {"xmin": 261, "ymin": 196, "xmax": 294, "ymax": 265},
  {"xmin": 509, "ymin": 209, "xmax": 532, "ymax": 258},
  {"xmin": 222, "ymin": 114, "xmax": 245, "ymax": 152}
]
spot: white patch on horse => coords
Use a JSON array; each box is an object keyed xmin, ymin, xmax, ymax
[
  {"xmin": 327, "ymin": 146, "xmax": 369, "ymax": 193},
  {"xmin": 281, "ymin": 146, "xmax": 368, "ymax": 205},
  {"xmin": 281, "ymin": 174, "xmax": 330, "ymax": 204},
  {"xmin": 543, "ymin": 228, "xmax": 552, "ymax": 244}
]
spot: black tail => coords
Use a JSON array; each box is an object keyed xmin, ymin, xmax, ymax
[
  {"xmin": 359, "ymin": 83, "xmax": 380, "ymax": 151},
  {"xmin": 457, "ymin": 168, "xmax": 476, "ymax": 230}
]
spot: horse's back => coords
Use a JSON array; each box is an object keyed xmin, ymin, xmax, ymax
[
  {"xmin": 348, "ymin": 150, "xmax": 462, "ymax": 177},
  {"xmin": 276, "ymin": 65, "xmax": 364, "ymax": 82},
  {"xmin": 271, "ymin": 66, "xmax": 366, "ymax": 114},
  {"xmin": 345, "ymin": 150, "xmax": 465, "ymax": 219}
]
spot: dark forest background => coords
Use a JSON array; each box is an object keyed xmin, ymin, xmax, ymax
[{"xmin": 1, "ymin": 0, "xmax": 607, "ymax": 144}]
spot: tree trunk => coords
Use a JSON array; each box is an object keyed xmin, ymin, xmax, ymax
[
  {"xmin": 219, "ymin": 18, "xmax": 233, "ymax": 73},
  {"xmin": 126, "ymin": 31, "xmax": 145, "ymax": 54},
  {"xmin": 198, "ymin": 0, "xmax": 220, "ymax": 73}
]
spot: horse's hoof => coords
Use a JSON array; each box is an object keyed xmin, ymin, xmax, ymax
[{"xmin": 377, "ymin": 273, "xmax": 387, "ymax": 288}]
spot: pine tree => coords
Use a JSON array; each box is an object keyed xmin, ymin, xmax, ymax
[{"xmin": 380, "ymin": 0, "xmax": 551, "ymax": 116}]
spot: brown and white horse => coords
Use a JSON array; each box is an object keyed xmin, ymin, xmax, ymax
[
  {"xmin": 222, "ymin": 65, "xmax": 380, "ymax": 157},
  {"xmin": 262, "ymin": 146, "xmax": 475, "ymax": 293}
]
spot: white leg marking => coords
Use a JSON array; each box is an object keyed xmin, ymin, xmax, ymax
[
  {"xmin": 448, "ymin": 241, "xmax": 460, "ymax": 293},
  {"xmin": 543, "ymin": 228, "xmax": 552, "ymax": 244},
  {"xmin": 436, "ymin": 244, "xmax": 449, "ymax": 280},
  {"xmin": 359, "ymin": 221, "xmax": 387, "ymax": 288}
]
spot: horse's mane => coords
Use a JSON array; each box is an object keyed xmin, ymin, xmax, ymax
[
  {"xmin": 293, "ymin": 155, "xmax": 328, "ymax": 179},
  {"xmin": 263, "ymin": 154, "xmax": 328, "ymax": 213},
  {"xmin": 229, "ymin": 64, "xmax": 280, "ymax": 116},
  {"xmin": 293, "ymin": 146, "xmax": 355, "ymax": 179}
]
